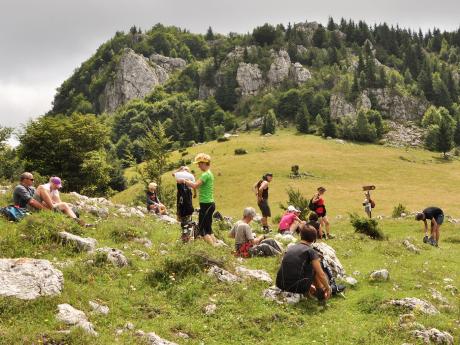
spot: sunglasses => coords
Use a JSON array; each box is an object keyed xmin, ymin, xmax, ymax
[{"xmin": 26, "ymin": 178, "xmax": 34, "ymax": 181}]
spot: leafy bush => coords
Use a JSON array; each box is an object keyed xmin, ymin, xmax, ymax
[
  {"xmin": 19, "ymin": 213, "xmax": 81, "ymax": 244},
  {"xmin": 349, "ymin": 213, "xmax": 385, "ymax": 239},
  {"xmin": 392, "ymin": 203, "xmax": 408, "ymax": 218},
  {"xmin": 234, "ymin": 148, "xmax": 248, "ymax": 155},
  {"xmin": 217, "ymin": 137, "xmax": 229, "ymax": 142}
]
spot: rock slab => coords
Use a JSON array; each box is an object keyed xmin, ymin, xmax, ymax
[
  {"xmin": 59, "ymin": 231, "xmax": 97, "ymax": 252},
  {"xmin": 96, "ymin": 247, "xmax": 129, "ymax": 267},
  {"xmin": 388, "ymin": 298, "xmax": 439, "ymax": 315},
  {"xmin": 56, "ymin": 304, "xmax": 97, "ymax": 336},
  {"xmin": 235, "ymin": 266, "xmax": 273, "ymax": 284},
  {"xmin": 0, "ymin": 258, "xmax": 63, "ymax": 300}
]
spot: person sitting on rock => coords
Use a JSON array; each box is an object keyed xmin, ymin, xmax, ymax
[
  {"xmin": 229, "ymin": 207, "xmax": 282, "ymax": 257},
  {"xmin": 13, "ymin": 172, "xmax": 46, "ymax": 211},
  {"xmin": 34, "ymin": 176, "xmax": 91, "ymax": 226},
  {"xmin": 278, "ymin": 205, "xmax": 303, "ymax": 235},
  {"xmin": 276, "ymin": 224, "xmax": 331, "ymax": 301},
  {"xmin": 146, "ymin": 182, "xmax": 167, "ymax": 215},
  {"xmin": 416, "ymin": 207, "xmax": 444, "ymax": 247}
]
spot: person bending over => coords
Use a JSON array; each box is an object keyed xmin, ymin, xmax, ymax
[
  {"xmin": 173, "ymin": 166, "xmax": 196, "ymax": 224},
  {"xmin": 276, "ymin": 224, "xmax": 331, "ymax": 301},
  {"xmin": 278, "ymin": 205, "xmax": 302, "ymax": 235},
  {"xmin": 416, "ymin": 207, "xmax": 444, "ymax": 247},
  {"xmin": 146, "ymin": 182, "xmax": 167, "ymax": 215},
  {"xmin": 230, "ymin": 207, "xmax": 282, "ymax": 257}
]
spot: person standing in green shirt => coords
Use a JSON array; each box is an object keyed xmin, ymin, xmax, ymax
[{"xmin": 180, "ymin": 153, "xmax": 218, "ymax": 246}]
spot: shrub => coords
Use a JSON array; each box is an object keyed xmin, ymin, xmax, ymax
[
  {"xmin": 349, "ymin": 213, "xmax": 385, "ymax": 239},
  {"xmin": 234, "ymin": 148, "xmax": 248, "ymax": 155},
  {"xmin": 392, "ymin": 203, "xmax": 408, "ymax": 218},
  {"xmin": 19, "ymin": 213, "xmax": 81, "ymax": 244},
  {"xmin": 217, "ymin": 137, "xmax": 229, "ymax": 142},
  {"xmin": 279, "ymin": 187, "xmax": 310, "ymax": 220},
  {"xmin": 110, "ymin": 225, "xmax": 142, "ymax": 242}
]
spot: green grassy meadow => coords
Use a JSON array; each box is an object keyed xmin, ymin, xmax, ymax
[{"xmin": 1, "ymin": 129, "xmax": 459, "ymax": 344}]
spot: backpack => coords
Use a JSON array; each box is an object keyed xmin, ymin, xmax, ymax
[
  {"xmin": 0, "ymin": 205, "xmax": 28, "ymax": 222},
  {"xmin": 370, "ymin": 199, "xmax": 376, "ymax": 209},
  {"xmin": 308, "ymin": 198, "xmax": 316, "ymax": 211}
]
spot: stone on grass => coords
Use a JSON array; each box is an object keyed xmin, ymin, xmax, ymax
[
  {"xmin": 312, "ymin": 242, "xmax": 345, "ymax": 278},
  {"xmin": 89, "ymin": 301, "xmax": 109, "ymax": 315},
  {"xmin": 398, "ymin": 313, "xmax": 425, "ymax": 330},
  {"xmin": 388, "ymin": 298, "xmax": 439, "ymax": 315},
  {"xmin": 235, "ymin": 266, "xmax": 272, "ymax": 284},
  {"xmin": 262, "ymin": 286, "xmax": 303, "ymax": 305},
  {"xmin": 370, "ymin": 269, "xmax": 389, "ymax": 281},
  {"xmin": 58, "ymin": 232, "xmax": 97, "ymax": 252},
  {"xmin": 429, "ymin": 288, "xmax": 449, "ymax": 304},
  {"xmin": 411, "ymin": 328, "xmax": 454, "ymax": 345},
  {"xmin": 208, "ymin": 266, "xmax": 241, "ymax": 283},
  {"xmin": 343, "ymin": 276, "xmax": 358, "ymax": 286},
  {"xmin": 143, "ymin": 332, "xmax": 178, "ymax": 345},
  {"xmin": 402, "ymin": 239, "xmax": 420, "ymax": 254},
  {"xmin": 124, "ymin": 322, "xmax": 135, "ymax": 330},
  {"xmin": 56, "ymin": 304, "xmax": 97, "ymax": 336},
  {"xmin": 133, "ymin": 237, "xmax": 153, "ymax": 248},
  {"xmin": 132, "ymin": 250, "xmax": 150, "ymax": 260},
  {"xmin": 0, "ymin": 258, "xmax": 64, "ymax": 300},
  {"xmin": 444, "ymin": 285, "xmax": 458, "ymax": 295},
  {"xmin": 204, "ymin": 303, "xmax": 217, "ymax": 315},
  {"xmin": 96, "ymin": 247, "xmax": 129, "ymax": 267}
]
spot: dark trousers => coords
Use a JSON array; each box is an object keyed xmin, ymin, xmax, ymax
[{"xmin": 198, "ymin": 202, "xmax": 215, "ymax": 236}]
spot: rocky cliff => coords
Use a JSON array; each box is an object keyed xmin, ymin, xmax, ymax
[
  {"xmin": 330, "ymin": 89, "xmax": 429, "ymax": 121},
  {"xmin": 100, "ymin": 49, "xmax": 186, "ymax": 113}
]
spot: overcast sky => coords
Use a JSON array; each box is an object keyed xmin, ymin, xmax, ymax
[{"xmin": 1, "ymin": 0, "xmax": 459, "ymax": 132}]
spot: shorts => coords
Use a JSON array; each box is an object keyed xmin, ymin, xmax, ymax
[
  {"xmin": 258, "ymin": 199, "xmax": 271, "ymax": 217},
  {"xmin": 315, "ymin": 206, "xmax": 327, "ymax": 218},
  {"xmin": 198, "ymin": 202, "xmax": 215, "ymax": 236},
  {"xmin": 435, "ymin": 214, "xmax": 444, "ymax": 225}
]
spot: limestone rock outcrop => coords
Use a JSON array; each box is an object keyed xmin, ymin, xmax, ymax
[
  {"xmin": 236, "ymin": 63, "xmax": 264, "ymax": 95},
  {"xmin": 0, "ymin": 258, "xmax": 64, "ymax": 300},
  {"xmin": 100, "ymin": 49, "xmax": 186, "ymax": 112}
]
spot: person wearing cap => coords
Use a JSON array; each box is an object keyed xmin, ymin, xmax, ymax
[
  {"xmin": 146, "ymin": 182, "xmax": 167, "ymax": 215},
  {"xmin": 312, "ymin": 186, "xmax": 333, "ymax": 239},
  {"xmin": 278, "ymin": 206, "xmax": 303, "ymax": 235},
  {"xmin": 13, "ymin": 172, "xmax": 46, "ymax": 211},
  {"xmin": 178, "ymin": 153, "xmax": 218, "ymax": 246},
  {"xmin": 254, "ymin": 173, "xmax": 273, "ymax": 233},
  {"xmin": 34, "ymin": 176, "xmax": 87, "ymax": 226},
  {"xmin": 415, "ymin": 207, "xmax": 444, "ymax": 247},
  {"xmin": 229, "ymin": 207, "xmax": 282, "ymax": 257}
]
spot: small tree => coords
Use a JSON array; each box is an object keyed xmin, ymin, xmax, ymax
[
  {"xmin": 323, "ymin": 116, "xmax": 338, "ymax": 138},
  {"xmin": 315, "ymin": 114, "xmax": 325, "ymax": 136},
  {"xmin": 261, "ymin": 109, "xmax": 277, "ymax": 135},
  {"xmin": 355, "ymin": 109, "xmax": 377, "ymax": 142},
  {"xmin": 437, "ymin": 115, "xmax": 454, "ymax": 158},
  {"xmin": 295, "ymin": 106, "xmax": 310, "ymax": 134},
  {"xmin": 140, "ymin": 122, "xmax": 172, "ymax": 200},
  {"xmin": 454, "ymin": 118, "xmax": 460, "ymax": 146}
]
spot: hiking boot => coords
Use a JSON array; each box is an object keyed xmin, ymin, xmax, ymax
[
  {"xmin": 428, "ymin": 237, "xmax": 436, "ymax": 246},
  {"xmin": 423, "ymin": 235, "xmax": 429, "ymax": 243},
  {"xmin": 322, "ymin": 233, "xmax": 327, "ymax": 240},
  {"xmin": 327, "ymin": 233, "xmax": 335, "ymax": 239},
  {"xmin": 263, "ymin": 226, "xmax": 271, "ymax": 234}
]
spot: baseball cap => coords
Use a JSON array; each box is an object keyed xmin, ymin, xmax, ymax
[
  {"xmin": 51, "ymin": 176, "xmax": 62, "ymax": 188},
  {"xmin": 287, "ymin": 205, "xmax": 300, "ymax": 213}
]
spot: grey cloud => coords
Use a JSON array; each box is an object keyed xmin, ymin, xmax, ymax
[{"xmin": 0, "ymin": 0, "xmax": 459, "ymax": 128}]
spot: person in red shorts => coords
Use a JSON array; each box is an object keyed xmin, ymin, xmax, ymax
[{"xmin": 312, "ymin": 187, "xmax": 334, "ymax": 239}]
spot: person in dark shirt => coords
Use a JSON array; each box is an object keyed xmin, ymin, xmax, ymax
[
  {"xmin": 276, "ymin": 224, "xmax": 331, "ymax": 301},
  {"xmin": 146, "ymin": 182, "xmax": 166, "ymax": 214},
  {"xmin": 13, "ymin": 172, "xmax": 46, "ymax": 211},
  {"xmin": 254, "ymin": 173, "xmax": 273, "ymax": 233},
  {"xmin": 415, "ymin": 207, "xmax": 444, "ymax": 247}
]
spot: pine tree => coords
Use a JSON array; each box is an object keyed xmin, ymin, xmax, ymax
[
  {"xmin": 296, "ymin": 106, "xmax": 310, "ymax": 134},
  {"xmin": 261, "ymin": 109, "xmax": 277, "ymax": 135},
  {"xmin": 205, "ymin": 26, "xmax": 215, "ymax": 40},
  {"xmin": 323, "ymin": 116, "xmax": 338, "ymax": 138},
  {"xmin": 350, "ymin": 71, "xmax": 360, "ymax": 101},
  {"xmin": 437, "ymin": 115, "xmax": 454, "ymax": 157},
  {"xmin": 315, "ymin": 114, "xmax": 325, "ymax": 136},
  {"xmin": 454, "ymin": 118, "xmax": 460, "ymax": 147}
]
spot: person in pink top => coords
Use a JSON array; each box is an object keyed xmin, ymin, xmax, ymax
[{"xmin": 278, "ymin": 206, "xmax": 302, "ymax": 235}]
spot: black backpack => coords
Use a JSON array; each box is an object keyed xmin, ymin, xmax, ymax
[{"xmin": 308, "ymin": 198, "xmax": 316, "ymax": 211}]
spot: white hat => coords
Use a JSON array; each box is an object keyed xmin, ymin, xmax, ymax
[{"xmin": 287, "ymin": 205, "xmax": 300, "ymax": 213}]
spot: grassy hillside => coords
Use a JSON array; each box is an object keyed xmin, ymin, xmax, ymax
[
  {"xmin": 1, "ymin": 130, "xmax": 460, "ymax": 344},
  {"xmin": 113, "ymin": 129, "xmax": 460, "ymax": 220}
]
